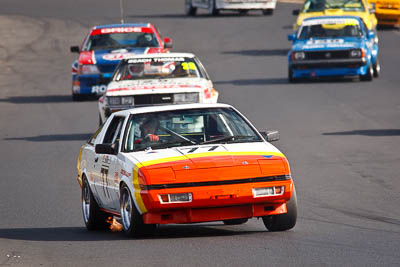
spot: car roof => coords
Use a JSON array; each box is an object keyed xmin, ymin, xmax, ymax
[
  {"xmin": 302, "ymin": 15, "xmax": 363, "ymax": 24},
  {"xmin": 122, "ymin": 52, "xmax": 196, "ymax": 61},
  {"xmin": 114, "ymin": 103, "xmax": 233, "ymax": 116},
  {"xmin": 92, "ymin": 23, "xmax": 152, "ymax": 30}
]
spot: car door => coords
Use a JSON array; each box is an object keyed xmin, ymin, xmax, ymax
[
  {"xmin": 84, "ymin": 124, "xmax": 106, "ymax": 202},
  {"xmin": 93, "ymin": 115, "xmax": 125, "ymax": 210}
]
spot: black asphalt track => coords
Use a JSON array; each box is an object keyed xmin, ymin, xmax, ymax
[{"xmin": 0, "ymin": 0, "xmax": 399, "ymax": 266}]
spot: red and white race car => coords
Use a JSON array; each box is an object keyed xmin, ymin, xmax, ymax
[
  {"xmin": 98, "ymin": 53, "xmax": 219, "ymax": 125},
  {"xmin": 77, "ymin": 103, "xmax": 297, "ymax": 237},
  {"xmin": 70, "ymin": 23, "xmax": 172, "ymax": 100}
]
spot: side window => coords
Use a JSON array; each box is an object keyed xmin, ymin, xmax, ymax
[
  {"xmin": 102, "ymin": 116, "xmax": 125, "ymax": 148},
  {"xmin": 194, "ymin": 57, "xmax": 209, "ymax": 79},
  {"xmin": 112, "ymin": 63, "xmax": 123, "ymax": 81},
  {"xmin": 362, "ymin": 21, "xmax": 368, "ymax": 36},
  {"xmin": 88, "ymin": 124, "xmax": 105, "ymax": 145}
]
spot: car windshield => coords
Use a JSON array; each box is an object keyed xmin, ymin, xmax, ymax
[
  {"xmin": 83, "ymin": 32, "xmax": 160, "ymax": 51},
  {"xmin": 302, "ymin": 0, "xmax": 365, "ymax": 12},
  {"xmin": 123, "ymin": 108, "xmax": 262, "ymax": 152},
  {"xmin": 298, "ymin": 18, "xmax": 363, "ymax": 39},
  {"xmin": 114, "ymin": 57, "xmax": 201, "ymax": 81}
]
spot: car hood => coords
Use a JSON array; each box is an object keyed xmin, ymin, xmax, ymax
[
  {"xmin": 105, "ymin": 78, "xmax": 209, "ymax": 96},
  {"xmin": 292, "ymin": 37, "xmax": 363, "ymax": 51},
  {"xmin": 125, "ymin": 142, "xmax": 290, "ymax": 184}
]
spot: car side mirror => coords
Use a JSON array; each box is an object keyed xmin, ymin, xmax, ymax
[
  {"xmin": 369, "ymin": 3, "xmax": 376, "ymax": 14},
  {"xmin": 288, "ymin": 33, "xmax": 296, "ymax": 41},
  {"xmin": 95, "ymin": 143, "xmax": 117, "ymax": 155},
  {"xmin": 292, "ymin": 9, "xmax": 300, "ymax": 15},
  {"xmin": 164, "ymin": 37, "xmax": 173, "ymax": 49},
  {"xmin": 368, "ymin": 30, "xmax": 375, "ymax": 40},
  {"xmin": 260, "ymin": 130, "xmax": 280, "ymax": 142},
  {"xmin": 70, "ymin": 46, "xmax": 80, "ymax": 53}
]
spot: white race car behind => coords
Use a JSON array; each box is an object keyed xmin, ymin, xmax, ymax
[
  {"xmin": 185, "ymin": 0, "xmax": 277, "ymax": 16},
  {"xmin": 98, "ymin": 53, "xmax": 219, "ymax": 125}
]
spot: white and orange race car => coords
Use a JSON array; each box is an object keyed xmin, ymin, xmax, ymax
[
  {"xmin": 98, "ymin": 53, "xmax": 218, "ymax": 125},
  {"xmin": 77, "ymin": 103, "xmax": 297, "ymax": 236}
]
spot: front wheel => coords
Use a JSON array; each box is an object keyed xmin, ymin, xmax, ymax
[
  {"xmin": 208, "ymin": 0, "xmax": 219, "ymax": 16},
  {"xmin": 288, "ymin": 67, "xmax": 298, "ymax": 83},
  {"xmin": 373, "ymin": 59, "xmax": 380, "ymax": 78},
  {"xmin": 262, "ymin": 9, "xmax": 274, "ymax": 15},
  {"xmin": 262, "ymin": 186, "xmax": 297, "ymax": 231},
  {"xmin": 360, "ymin": 64, "xmax": 373, "ymax": 81},
  {"xmin": 82, "ymin": 177, "xmax": 109, "ymax": 230},
  {"xmin": 120, "ymin": 184, "xmax": 156, "ymax": 237},
  {"xmin": 185, "ymin": 0, "xmax": 197, "ymax": 16},
  {"xmin": 72, "ymin": 93, "xmax": 82, "ymax": 101}
]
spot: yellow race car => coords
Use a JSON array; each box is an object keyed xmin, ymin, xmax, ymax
[
  {"xmin": 292, "ymin": 0, "xmax": 378, "ymax": 30},
  {"xmin": 369, "ymin": 0, "xmax": 400, "ymax": 26}
]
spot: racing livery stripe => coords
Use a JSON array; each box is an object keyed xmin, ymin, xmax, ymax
[
  {"xmin": 140, "ymin": 151, "xmax": 286, "ymax": 167},
  {"xmin": 101, "ymin": 48, "xmax": 148, "ymax": 61},
  {"xmin": 142, "ymin": 175, "xmax": 291, "ymax": 190},
  {"xmin": 90, "ymin": 27, "xmax": 154, "ymax": 35},
  {"xmin": 132, "ymin": 165, "xmax": 148, "ymax": 214},
  {"xmin": 108, "ymin": 84, "xmax": 203, "ymax": 92}
]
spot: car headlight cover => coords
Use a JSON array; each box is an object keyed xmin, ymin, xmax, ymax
[
  {"xmin": 350, "ymin": 49, "xmax": 362, "ymax": 58},
  {"xmin": 78, "ymin": 64, "xmax": 100, "ymax": 74},
  {"xmin": 121, "ymin": 96, "xmax": 134, "ymax": 105},
  {"xmin": 253, "ymin": 186, "xmax": 285, "ymax": 197},
  {"xmin": 107, "ymin": 96, "xmax": 121, "ymax": 105},
  {"xmin": 159, "ymin": 193, "xmax": 193, "ymax": 204},
  {"xmin": 294, "ymin": 51, "xmax": 305, "ymax": 60},
  {"xmin": 173, "ymin": 93, "xmax": 199, "ymax": 104}
]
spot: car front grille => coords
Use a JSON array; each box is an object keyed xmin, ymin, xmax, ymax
[
  {"xmin": 134, "ymin": 94, "xmax": 174, "ymax": 105},
  {"xmin": 305, "ymin": 50, "xmax": 350, "ymax": 60}
]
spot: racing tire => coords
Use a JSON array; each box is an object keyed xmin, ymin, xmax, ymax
[
  {"xmin": 185, "ymin": 0, "xmax": 197, "ymax": 16},
  {"xmin": 360, "ymin": 64, "xmax": 373, "ymax": 81},
  {"xmin": 120, "ymin": 184, "xmax": 156, "ymax": 237},
  {"xmin": 373, "ymin": 59, "xmax": 380, "ymax": 78},
  {"xmin": 81, "ymin": 177, "xmax": 109, "ymax": 231},
  {"xmin": 288, "ymin": 67, "xmax": 298, "ymax": 83},
  {"xmin": 72, "ymin": 93, "xmax": 82, "ymax": 101},
  {"xmin": 208, "ymin": 0, "xmax": 219, "ymax": 16},
  {"xmin": 262, "ymin": 9, "xmax": 274, "ymax": 15},
  {"xmin": 223, "ymin": 218, "xmax": 249, "ymax": 225},
  {"xmin": 262, "ymin": 186, "xmax": 297, "ymax": 231}
]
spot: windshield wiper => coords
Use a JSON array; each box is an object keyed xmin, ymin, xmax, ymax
[
  {"xmin": 160, "ymin": 126, "xmax": 198, "ymax": 145},
  {"xmin": 201, "ymin": 135, "xmax": 256, "ymax": 145}
]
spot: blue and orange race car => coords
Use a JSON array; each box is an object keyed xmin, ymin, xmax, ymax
[
  {"xmin": 288, "ymin": 16, "xmax": 380, "ymax": 82},
  {"xmin": 70, "ymin": 23, "xmax": 173, "ymax": 100}
]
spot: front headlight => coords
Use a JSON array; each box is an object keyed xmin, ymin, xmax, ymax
[
  {"xmin": 293, "ymin": 51, "xmax": 305, "ymax": 60},
  {"xmin": 78, "ymin": 64, "xmax": 100, "ymax": 75},
  {"xmin": 173, "ymin": 93, "xmax": 199, "ymax": 104},
  {"xmin": 350, "ymin": 49, "xmax": 362, "ymax": 58},
  {"xmin": 106, "ymin": 96, "xmax": 121, "ymax": 105},
  {"xmin": 121, "ymin": 96, "xmax": 134, "ymax": 105}
]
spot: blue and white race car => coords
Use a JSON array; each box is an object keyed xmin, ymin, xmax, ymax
[
  {"xmin": 288, "ymin": 16, "xmax": 380, "ymax": 82},
  {"xmin": 70, "ymin": 23, "xmax": 173, "ymax": 100}
]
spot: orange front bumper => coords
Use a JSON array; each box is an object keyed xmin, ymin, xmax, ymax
[
  {"xmin": 143, "ymin": 202, "xmax": 287, "ymax": 224},
  {"xmin": 141, "ymin": 179, "xmax": 294, "ymax": 224}
]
